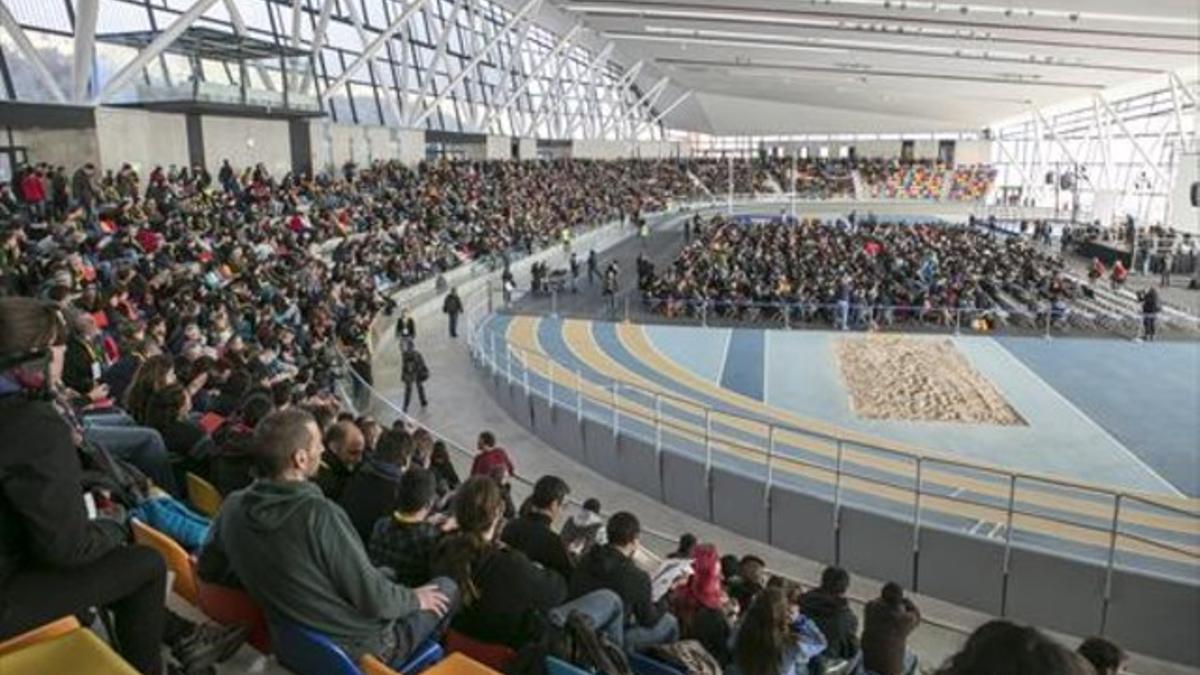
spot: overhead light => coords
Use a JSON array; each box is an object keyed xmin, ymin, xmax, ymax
[{"xmin": 607, "ymin": 31, "xmax": 848, "ymax": 55}]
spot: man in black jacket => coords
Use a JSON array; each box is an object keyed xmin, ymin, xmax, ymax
[
  {"xmin": 501, "ymin": 475, "xmax": 573, "ymax": 581},
  {"xmin": 800, "ymin": 566, "xmax": 860, "ymax": 662},
  {"xmin": 442, "ymin": 288, "xmax": 463, "ymax": 339},
  {"xmin": 568, "ymin": 511, "xmax": 678, "ymax": 652},
  {"xmin": 316, "ymin": 420, "xmax": 364, "ymax": 500},
  {"xmin": 339, "ymin": 429, "xmax": 413, "ymax": 542},
  {"xmin": 63, "ymin": 311, "xmax": 103, "ymax": 396}
]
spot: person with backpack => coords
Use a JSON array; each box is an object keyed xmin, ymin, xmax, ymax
[
  {"xmin": 401, "ymin": 341, "xmax": 429, "ymax": 412},
  {"xmin": 442, "ymin": 287, "xmax": 464, "ymax": 339}
]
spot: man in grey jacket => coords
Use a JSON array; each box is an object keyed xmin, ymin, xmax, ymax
[{"xmin": 198, "ymin": 408, "xmax": 458, "ymax": 664}]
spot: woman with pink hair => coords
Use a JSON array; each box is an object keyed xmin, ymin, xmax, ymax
[{"xmin": 669, "ymin": 543, "xmax": 736, "ymax": 665}]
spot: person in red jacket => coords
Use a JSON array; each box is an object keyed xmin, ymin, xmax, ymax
[
  {"xmin": 19, "ymin": 167, "xmax": 46, "ymax": 221},
  {"xmin": 469, "ymin": 430, "xmax": 514, "ymax": 480}
]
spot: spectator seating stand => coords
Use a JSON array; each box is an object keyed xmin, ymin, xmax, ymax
[
  {"xmin": 131, "ymin": 518, "xmax": 199, "ymax": 605},
  {"xmin": 0, "ymin": 617, "xmax": 138, "ymax": 674},
  {"xmin": 269, "ymin": 617, "xmax": 462, "ymax": 675},
  {"xmin": 185, "ymin": 472, "xmax": 223, "ymax": 518}
]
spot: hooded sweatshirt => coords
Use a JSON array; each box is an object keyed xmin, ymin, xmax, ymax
[
  {"xmin": 569, "ymin": 544, "xmax": 661, "ymax": 628},
  {"xmin": 799, "ymin": 587, "xmax": 860, "ymax": 660},
  {"xmin": 197, "ymin": 479, "xmax": 418, "ymax": 658}
]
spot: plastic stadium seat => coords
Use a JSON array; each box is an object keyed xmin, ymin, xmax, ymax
[
  {"xmin": 443, "ymin": 630, "xmax": 517, "ymax": 671},
  {"xmin": 131, "ymin": 518, "xmax": 199, "ymax": 604},
  {"xmin": 271, "ymin": 618, "xmax": 444, "ymax": 675},
  {"xmin": 196, "ymin": 580, "xmax": 270, "ymax": 653},
  {"xmin": 0, "ymin": 617, "xmax": 81, "ymax": 657},
  {"xmin": 422, "ymin": 653, "xmax": 503, "ymax": 675},
  {"xmin": 186, "ymin": 472, "xmax": 223, "ymax": 517},
  {"xmin": 0, "ymin": 624, "xmax": 138, "ymax": 674},
  {"xmin": 545, "ymin": 656, "xmax": 592, "ymax": 675},
  {"xmin": 629, "ymin": 652, "xmax": 685, "ymax": 675}
]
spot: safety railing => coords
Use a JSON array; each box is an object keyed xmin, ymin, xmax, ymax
[{"xmin": 466, "ymin": 304, "xmax": 1200, "ymax": 589}]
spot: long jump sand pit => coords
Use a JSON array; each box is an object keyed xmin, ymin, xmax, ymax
[{"xmin": 834, "ymin": 335, "xmax": 1026, "ymax": 426}]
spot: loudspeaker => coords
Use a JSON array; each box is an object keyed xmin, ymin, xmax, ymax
[
  {"xmin": 1191, "ymin": 181, "xmax": 1198, "ymax": 207},
  {"xmin": 1045, "ymin": 171, "xmax": 1055, "ymax": 185}
]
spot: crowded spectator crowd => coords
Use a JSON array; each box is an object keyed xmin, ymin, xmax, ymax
[
  {"xmin": 0, "ymin": 155, "xmax": 1132, "ymax": 675},
  {"xmin": 946, "ymin": 165, "xmax": 998, "ymax": 202},
  {"xmin": 644, "ymin": 214, "xmax": 1086, "ymax": 331},
  {"xmin": 858, "ymin": 159, "xmax": 947, "ymax": 201}
]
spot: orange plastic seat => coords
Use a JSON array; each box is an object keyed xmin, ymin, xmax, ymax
[
  {"xmin": 186, "ymin": 472, "xmax": 223, "ymax": 518},
  {"xmin": 0, "ymin": 624, "xmax": 137, "ymax": 674},
  {"xmin": 423, "ymin": 653, "xmax": 502, "ymax": 675},
  {"xmin": 196, "ymin": 580, "xmax": 270, "ymax": 653},
  {"xmin": 0, "ymin": 617, "xmax": 80, "ymax": 657},
  {"xmin": 131, "ymin": 519, "xmax": 199, "ymax": 604},
  {"xmin": 361, "ymin": 654, "xmax": 399, "ymax": 675}
]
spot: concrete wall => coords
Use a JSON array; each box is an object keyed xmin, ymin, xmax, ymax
[
  {"xmin": 485, "ymin": 135, "xmax": 512, "ymax": 160},
  {"xmin": 571, "ymin": 139, "xmax": 682, "ymax": 160},
  {"xmin": 13, "ymin": 126, "xmax": 100, "ymax": 172},
  {"xmin": 309, "ymin": 121, "xmax": 420, "ymax": 171},
  {"xmin": 955, "ymin": 140, "xmax": 994, "ymax": 166},
  {"xmin": 202, "ymin": 115, "xmax": 291, "ymax": 176},
  {"xmin": 517, "ymin": 137, "xmax": 537, "ymax": 160},
  {"xmin": 95, "ymin": 108, "xmax": 189, "ymax": 174},
  {"xmin": 1168, "ymin": 149, "xmax": 1199, "ymax": 234}
]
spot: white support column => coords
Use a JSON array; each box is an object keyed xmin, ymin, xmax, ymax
[
  {"xmin": 342, "ymin": 0, "xmax": 403, "ymax": 125},
  {"xmin": 299, "ymin": 0, "xmax": 335, "ymax": 94},
  {"xmin": 626, "ymin": 78, "xmax": 670, "ymax": 138},
  {"xmin": 0, "ymin": 1, "xmax": 68, "ymax": 103},
  {"xmin": 602, "ymin": 75, "xmax": 667, "ymax": 136},
  {"xmin": 407, "ymin": 0, "xmax": 465, "ymax": 126},
  {"xmin": 524, "ymin": 46, "xmax": 571, "ymax": 137},
  {"xmin": 545, "ymin": 42, "xmax": 611, "ymax": 137},
  {"xmin": 1167, "ymin": 73, "xmax": 1193, "ymax": 154},
  {"xmin": 323, "ymin": 0, "xmax": 435, "ymax": 102},
  {"xmin": 484, "ymin": 24, "xmax": 580, "ymax": 130},
  {"xmin": 632, "ymin": 89, "xmax": 691, "ymax": 137},
  {"xmin": 72, "ymin": 0, "xmax": 100, "ymax": 103},
  {"xmin": 412, "ymin": 0, "xmax": 541, "ymax": 128},
  {"xmin": 586, "ymin": 60, "xmax": 641, "ymax": 138},
  {"xmin": 222, "ymin": 0, "xmax": 276, "ymax": 91},
  {"xmin": 563, "ymin": 43, "xmax": 613, "ymax": 137},
  {"xmin": 95, "ymin": 0, "xmax": 221, "ymax": 104}
]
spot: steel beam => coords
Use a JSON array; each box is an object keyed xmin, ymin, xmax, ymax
[
  {"xmin": 72, "ymin": 0, "xmax": 99, "ymax": 102},
  {"xmin": 299, "ymin": 0, "xmax": 335, "ymax": 94},
  {"xmin": 408, "ymin": 0, "xmax": 466, "ymax": 126},
  {"xmin": 473, "ymin": 0, "xmax": 541, "ymax": 130},
  {"xmin": 323, "ymin": 0, "xmax": 434, "ymax": 101},
  {"xmin": 222, "ymin": 0, "xmax": 276, "ymax": 91},
  {"xmin": 0, "ymin": 0, "xmax": 67, "ymax": 102},
  {"xmin": 412, "ymin": 0, "xmax": 541, "ymax": 128},
  {"xmin": 633, "ymin": 89, "xmax": 691, "ymax": 136},
  {"xmin": 602, "ymin": 74, "xmax": 665, "ymax": 136},
  {"xmin": 485, "ymin": 24, "xmax": 580, "ymax": 129},
  {"xmin": 95, "ymin": 0, "xmax": 221, "ymax": 104},
  {"xmin": 342, "ymin": 0, "xmax": 402, "ymax": 125},
  {"xmin": 1097, "ymin": 95, "xmax": 1170, "ymax": 187}
]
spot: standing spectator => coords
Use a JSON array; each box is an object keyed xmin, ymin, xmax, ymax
[
  {"xmin": 428, "ymin": 440, "xmax": 461, "ymax": 496},
  {"xmin": 569, "ymin": 511, "xmax": 680, "ymax": 651},
  {"xmin": 587, "ymin": 249, "xmax": 599, "ymax": 285},
  {"xmin": 1161, "ymin": 247, "xmax": 1174, "ymax": 288},
  {"xmin": 570, "ymin": 252, "xmax": 580, "ymax": 292},
  {"xmin": 369, "ymin": 467, "xmax": 446, "ymax": 588},
  {"xmin": 50, "ymin": 165, "xmax": 69, "ymax": 219},
  {"xmin": 1078, "ymin": 637, "xmax": 1127, "ymax": 675},
  {"xmin": 71, "ymin": 162, "xmax": 97, "ymax": 214},
  {"xmin": 470, "ymin": 430, "xmax": 515, "ymax": 479},
  {"xmin": 501, "ymin": 475, "xmax": 574, "ymax": 581},
  {"xmin": 862, "ymin": 582, "xmax": 921, "ymax": 675},
  {"xmin": 1110, "ymin": 259, "xmax": 1128, "ymax": 291},
  {"xmin": 442, "ymin": 287, "xmax": 463, "ymax": 338},
  {"xmin": 316, "ymin": 420, "xmax": 365, "ymax": 500},
  {"xmin": 401, "ymin": 341, "xmax": 430, "ymax": 412},
  {"xmin": 339, "ymin": 428, "xmax": 413, "ymax": 542},
  {"xmin": 1141, "ymin": 287, "xmax": 1160, "ymax": 342},
  {"xmin": 18, "ymin": 166, "xmax": 46, "ymax": 221},
  {"xmin": 560, "ymin": 497, "xmax": 605, "ymax": 559},
  {"xmin": 396, "ymin": 307, "xmax": 416, "ymax": 343},
  {"xmin": 197, "ymin": 409, "xmax": 457, "ymax": 666},
  {"xmin": 800, "ymin": 566, "xmax": 860, "ymax": 663}
]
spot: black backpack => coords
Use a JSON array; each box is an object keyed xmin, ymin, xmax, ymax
[{"xmin": 507, "ymin": 610, "xmax": 633, "ymax": 675}]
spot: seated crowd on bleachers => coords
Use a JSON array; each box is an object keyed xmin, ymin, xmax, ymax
[
  {"xmin": 0, "ymin": 157, "xmax": 1126, "ymax": 675},
  {"xmin": 857, "ymin": 159, "xmax": 946, "ymax": 201},
  {"xmin": 643, "ymin": 214, "xmax": 1087, "ymax": 331}
]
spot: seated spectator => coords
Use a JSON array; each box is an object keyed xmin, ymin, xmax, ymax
[
  {"xmin": 669, "ymin": 543, "xmax": 733, "ymax": 664},
  {"xmin": 934, "ymin": 620, "xmax": 1094, "ymax": 675},
  {"xmin": 501, "ymin": 475, "xmax": 574, "ymax": 581},
  {"xmin": 668, "ymin": 533, "xmax": 697, "ymax": 559},
  {"xmin": 560, "ymin": 497, "xmax": 606, "ymax": 559},
  {"xmin": 0, "ymin": 297, "xmax": 242, "ymax": 675},
  {"xmin": 198, "ymin": 408, "xmax": 457, "ymax": 664},
  {"xmin": 570, "ymin": 511, "xmax": 679, "ymax": 651},
  {"xmin": 124, "ymin": 354, "xmax": 177, "ymax": 425},
  {"xmin": 145, "ymin": 382, "xmax": 210, "ymax": 483},
  {"xmin": 428, "ymin": 439, "xmax": 461, "ymax": 496},
  {"xmin": 728, "ymin": 555, "xmax": 768, "ymax": 614},
  {"xmin": 862, "ymin": 582, "xmax": 921, "ymax": 675},
  {"xmin": 800, "ymin": 566, "xmax": 860, "ymax": 663},
  {"xmin": 316, "ymin": 419, "xmax": 365, "ymax": 500},
  {"xmin": 729, "ymin": 586, "xmax": 822, "ymax": 675},
  {"xmin": 431, "ymin": 476, "xmax": 625, "ymax": 649},
  {"xmin": 210, "ymin": 390, "xmax": 273, "ymax": 496},
  {"xmin": 340, "ymin": 428, "xmax": 413, "ymax": 542},
  {"xmin": 62, "ymin": 311, "xmax": 104, "ymax": 396},
  {"xmin": 470, "ymin": 430, "xmax": 515, "ymax": 479},
  {"xmin": 1077, "ymin": 636, "xmax": 1127, "ymax": 675},
  {"xmin": 369, "ymin": 467, "xmax": 446, "ymax": 587}
]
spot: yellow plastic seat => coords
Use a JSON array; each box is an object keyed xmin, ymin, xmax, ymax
[
  {"xmin": 424, "ymin": 653, "xmax": 502, "ymax": 675},
  {"xmin": 0, "ymin": 626, "xmax": 138, "ymax": 674},
  {"xmin": 186, "ymin": 472, "xmax": 223, "ymax": 518},
  {"xmin": 0, "ymin": 617, "xmax": 80, "ymax": 657},
  {"xmin": 132, "ymin": 518, "xmax": 199, "ymax": 604}
]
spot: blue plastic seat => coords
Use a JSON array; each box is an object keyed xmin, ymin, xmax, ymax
[
  {"xmin": 628, "ymin": 652, "xmax": 685, "ymax": 675},
  {"xmin": 270, "ymin": 619, "xmax": 444, "ymax": 675}
]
